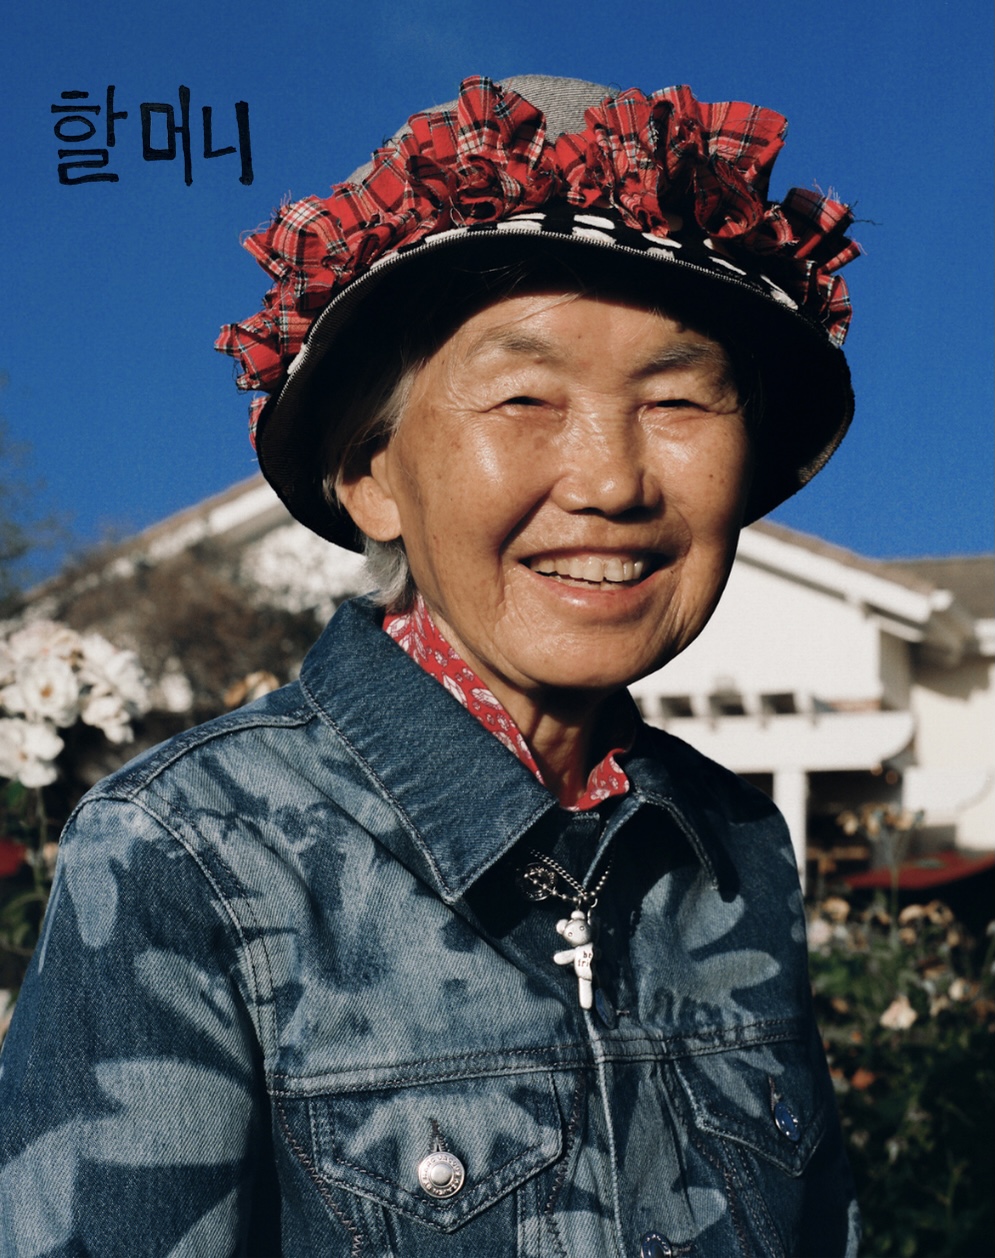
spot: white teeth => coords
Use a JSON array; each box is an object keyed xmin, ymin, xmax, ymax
[
  {"xmin": 571, "ymin": 556, "xmax": 602, "ymax": 581},
  {"xmin": 527, "ymin": 555, "xmax": 649, "ymax": 584}
]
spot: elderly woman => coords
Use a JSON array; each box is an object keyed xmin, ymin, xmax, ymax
[{"xmin": 0, "ymin": 76, "xmax": 860, "ymax": 1256}]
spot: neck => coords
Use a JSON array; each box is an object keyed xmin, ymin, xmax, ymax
[
  {"xmin": 492, "ymin": 683, "xmax": 621, "ymax": 807},
  {"xmin": 490, "ymin": 674, "xmax": 639, "ymax": 800},
  {"xmin": 402, "ymin": 596, "xmax": 626, "ymax": 807}
]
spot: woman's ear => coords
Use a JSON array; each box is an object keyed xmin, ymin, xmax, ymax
[{"xmin": 336, "ymin": 446, "xmax": 402, "ymax": 542}]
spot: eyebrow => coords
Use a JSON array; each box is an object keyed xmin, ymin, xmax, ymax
[
  {"xmin": 631, "ymin": 342, "xmax": 730, "ymax": 378},
  {"xmin": 466, "ymin": 327, "xmax": 730, "ymax": 378}
]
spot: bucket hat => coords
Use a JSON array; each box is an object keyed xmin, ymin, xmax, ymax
[{"xmin": 217, "ymin": 75, "xmax": 860, "ymax": 548}]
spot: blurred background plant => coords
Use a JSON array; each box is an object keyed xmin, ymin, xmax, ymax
[
  {"xmin": 808, "ymin": 892, "xmax": 995, "ymax": 1256},
  {"xmin": 835, "ymin": 803, "xmax": 924, "ymax": 910},
  {"xmin": 0, "ymin": 619, "xmax": 151, "ymax": 1003}
]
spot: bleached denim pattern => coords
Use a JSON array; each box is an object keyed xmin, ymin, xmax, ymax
[{"xmin": 0, "ymin": 597, "xmax": 858, "ymax": 1257}]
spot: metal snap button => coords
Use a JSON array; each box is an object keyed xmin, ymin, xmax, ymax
[
  {"xmin": 773, "ymin": 1099, "xmax": 801, "ymax": 1142},
  {"xmin": 417, "ymin": 1150, "xmax": 466, "ymax": 1198},
  {"xmin": 640, "ymin": 1233, "xmax": 673, "ymax": 1258},
  {"xmin": 640, "ymin": 1233, "xmax": 693, "ymax": 1257}
]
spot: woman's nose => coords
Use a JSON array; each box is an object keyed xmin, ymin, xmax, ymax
[{"xmin": 552, "ymin": 414, "xmax": 661, "ymax": 517}]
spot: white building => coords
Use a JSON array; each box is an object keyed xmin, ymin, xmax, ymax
[
  {"xmin": 627, "ymin": 522, "xmax": 994, "ymax": 880},
  {"xmin": 31, "ymin": 475, "xmax": 994, "ymax": 885}
]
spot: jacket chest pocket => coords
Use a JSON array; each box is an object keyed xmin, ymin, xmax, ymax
[
  {"xmin": 672, "ymin": 1038, "xmax": 827, "ymax": 1174},
  {"xmin": 668, "ymin": 1037, "xmax": 834, "ymax": 1257},
  {"xmin": 282, "ymin": 1070, "xmax": 563, "ymax": 1244}
]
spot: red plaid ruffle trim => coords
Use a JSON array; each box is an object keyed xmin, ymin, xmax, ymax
[{"xmin": 217, "ymin": 76, "xmax": 860, "ymax": 444}]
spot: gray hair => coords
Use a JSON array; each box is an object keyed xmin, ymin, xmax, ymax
[{"xmin": 321, "ymin": 358, "xmax": 420, "ymax": 612}]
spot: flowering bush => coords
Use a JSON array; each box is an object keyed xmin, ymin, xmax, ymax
[
  {"xmin": 0, "ymin": 619, "xmax": 150, "ymax": 1001},
  {"xmin": 0, "ymin": 619, "xmax": 149, "ymax": 784},
  {"xmin": 809, "ymin": 895, "xmax": 995, "ymax": 1255},
  {"xmin": 51, "ymin": 539, "xmax": 322, "ymax": 724}
]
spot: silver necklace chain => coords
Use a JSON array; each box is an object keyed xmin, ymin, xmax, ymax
[{"xmin": 518, "ymin": 849, "xmax": 614, "ymax": 917}]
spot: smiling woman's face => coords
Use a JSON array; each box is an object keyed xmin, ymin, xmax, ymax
[{"xmin": 339, "ymin": 289, "xmax": 753, "ymax": 716}]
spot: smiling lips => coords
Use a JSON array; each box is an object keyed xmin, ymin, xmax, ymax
[{"xmin": 525, "ymin": 554, "xmax": 652, "ymax": 589}]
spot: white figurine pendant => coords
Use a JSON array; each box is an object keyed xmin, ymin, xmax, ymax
[
  {"xmin": 552, "ymin": 909, "xmax": 596, "ymax": 1009},
  {"xmin": 519, "ymin": 851, "xmax": 611, "ymax": 1011}
]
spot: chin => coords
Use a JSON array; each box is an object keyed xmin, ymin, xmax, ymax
[{"xmin": 522, "ymin": 646, "xmax": 668, "ymax": 697}]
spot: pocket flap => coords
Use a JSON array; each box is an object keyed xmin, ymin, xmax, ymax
[
  {"xmin": 307, "ymin": 1071, "xmax": 563, "ymax": 1232},
  {"xmin": 672, "ymin": 1039, "xmax": 828, "ymax": 1175}
]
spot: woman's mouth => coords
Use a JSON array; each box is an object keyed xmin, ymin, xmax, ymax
[{"xmin": 524, "ymin": 554, "xmax": 654, "ymax": 590}]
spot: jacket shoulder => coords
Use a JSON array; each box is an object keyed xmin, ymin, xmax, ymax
[{"xmin": 85, "ymin": 680, "xmax": 317, "ymax": 806}]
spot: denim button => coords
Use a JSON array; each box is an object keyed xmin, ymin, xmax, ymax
[
  {"xmin": 640, "ymin": 1233, "xmax": 673, "ymax": 1258},
  {"xmin": 773, "ymin": 1099, "xmax": 801, "ymax": 1142},
  {"xmin": 417, "ymin": 1151, "xmax": 465, "ymax": 1198}
]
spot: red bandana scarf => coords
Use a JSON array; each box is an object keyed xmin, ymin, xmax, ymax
[{"xmin": 383, "ymin": 595, "xmax": 631, "ymax": 810}]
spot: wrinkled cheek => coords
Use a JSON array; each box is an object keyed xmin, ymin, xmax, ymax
[{"xmin": 660, "ymin": 557, "xmax": 732, "ymax": 656}]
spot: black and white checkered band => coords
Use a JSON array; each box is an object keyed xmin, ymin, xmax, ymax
[
  {"xmin": 285, "ymin": 204, "xmax": 801, "ymax": 386},
  {"xmin": 406, "ymin": 204, "xmax": 798, "ymax": 311}
]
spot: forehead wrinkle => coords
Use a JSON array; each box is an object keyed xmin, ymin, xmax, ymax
[
  {"xmin": 447, "ymin": 290, "xmax": 581, "ymax": 370},
  {"xmin": 436, "ymin": 299, "xmax": 738, "ymax": 408},
  {"xmin": 452, "ymin": 311, "xmax": 731, "ymax": 378}
]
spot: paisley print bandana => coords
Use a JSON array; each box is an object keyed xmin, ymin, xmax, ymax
[{"xmin": 383, "ymin": 595, "xmax": 631, "ymax": 810}]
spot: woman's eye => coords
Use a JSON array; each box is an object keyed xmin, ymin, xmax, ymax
[
  {"xmin": 652, "ymin": 397, "xmax": 697, "ymax": 410},
  {"xmin": 501, "ymin": 395, "xmax": 545, "ymax": 407}
]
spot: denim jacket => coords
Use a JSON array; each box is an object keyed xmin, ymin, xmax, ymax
[{"xmin": 0, "ymin": 597, "xmax": 858, "ymax": 1257}]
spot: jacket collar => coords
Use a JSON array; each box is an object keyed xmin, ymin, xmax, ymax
[{"xmin": 300, "ymin": 597, "xmax": 731, "ymax": 902}]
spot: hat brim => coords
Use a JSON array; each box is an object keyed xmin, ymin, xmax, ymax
[{"xmin": 256, "ymin": 210, "xmax": 853, "ymax": 551}]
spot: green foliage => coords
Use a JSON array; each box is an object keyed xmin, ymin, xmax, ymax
[{"xmin": 809, "ymin": 897, "xmax": 995, "ymax": 1256}]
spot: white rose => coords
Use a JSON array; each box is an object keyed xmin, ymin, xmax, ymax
[
  {"xmin": 807, "ymin": 918, "xmax": 833, "ymax": 948},
  {"xmin": 2, "ymin": 656, "xmax": 80, "ymax": 727},
  {"xmin": 153, "ymin": 667, "xmax": 194, "ymax": 714},
  {"xmin": 80, "ymin": 692, "xmax": 134, "ymax": 744},
  {"xmin": 879, "ymin": 993, "xmax": 918, "ymax": 1031},
  {"xmin": 0, "ymin": 719, "xmax": 23, "ymax": 779},
  {"xmin": 79, "ymin": 634, "xmax": 150, "ymax": 714},
  {"xmin": 0, "ymin": 718, "xmax": 64, "ymax": 787},
  {"xmin": 7, "ymin": 620, "xmax": 82, "ymax": 664}
]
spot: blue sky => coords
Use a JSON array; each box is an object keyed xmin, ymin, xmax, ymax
[{"xmin": 3, "ymin": 0, "xmax": 992, "ymax": 581}]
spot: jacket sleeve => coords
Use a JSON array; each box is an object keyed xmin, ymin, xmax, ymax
[{"xmin": 0, "ymin": 796, "xmax": 275, "ymax": 1258}]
